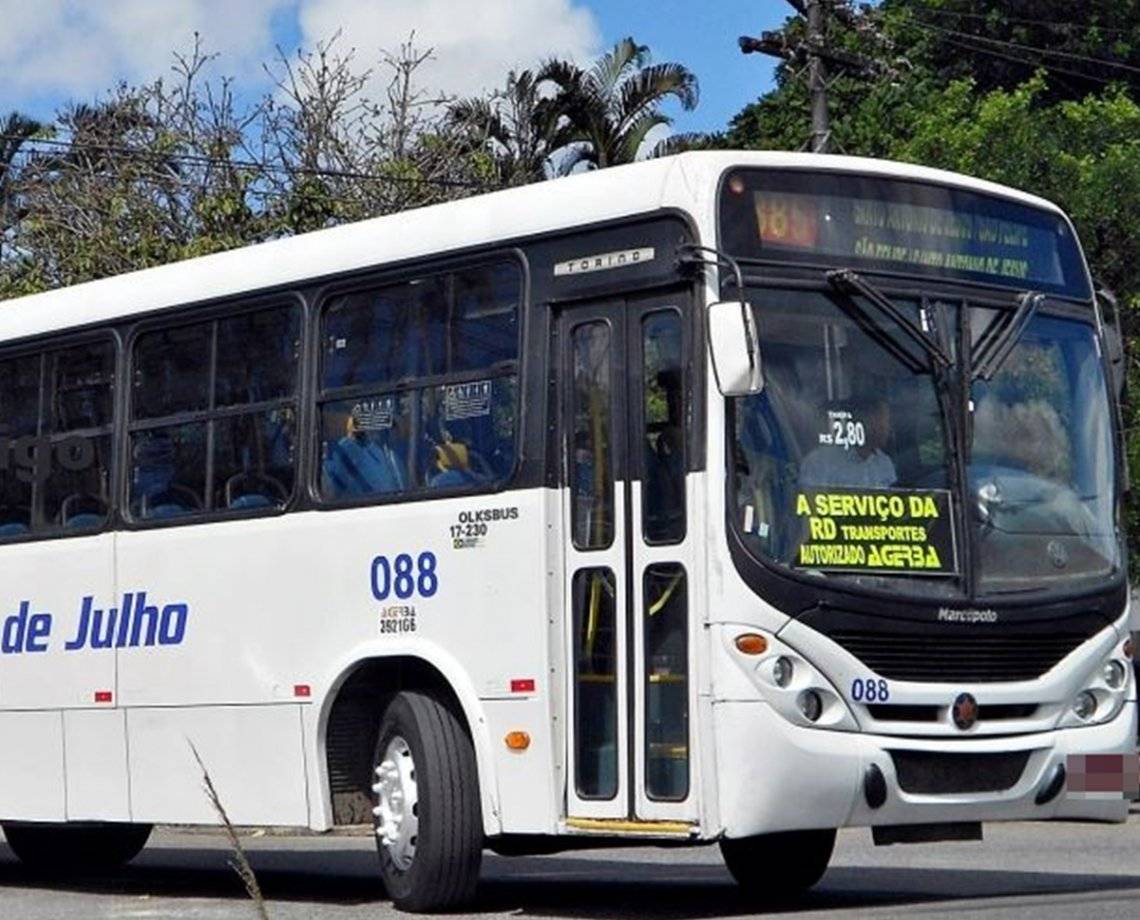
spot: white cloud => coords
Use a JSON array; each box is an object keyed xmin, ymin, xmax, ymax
[
  {"xmin": 295, "ymin": 0, "xmax": 601, "ymax": 103},
  {"xmin": 0, "ymin": 0, "xmax": 290, "ymax": 108},
  {"xmin": 0, "ymin": 0, "xmax": 602, "ymax": 127}
]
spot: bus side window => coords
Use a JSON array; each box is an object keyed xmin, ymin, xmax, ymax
[
  {"xmin": 0, "ymin": 354, "xmax": 41, "ymax": 536},
  {"xmin": 132, "ymin": 323, "xmax": 211, "ymax": 420},
  {"xmin": 641, "ymin": 310, "xmax": 685, "ymax": 544},
  {"xmin": 129, "ymin": 425, "xmax": 206, "ymax": 520},
  {"xmin": 45, "ymin": 341, "xmax": 115, "ymax": 531},
  {"xmin": 214, "ymin": 306, "xmax": 300, "ymax": 511},
  {"xmin": 128, "ymin": 303, "xmax": 300, "ymax": 522},
  {"xmin": 320, "ymin": 395, "xmax": 412, "ymax": 499},
  {"xmin": 317, "ymin": 260, "xmax": 521, "ymax": 502}
]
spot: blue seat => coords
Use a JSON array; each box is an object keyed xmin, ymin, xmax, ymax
[
  {"xmin": 428, "ymin": 467, "xmax": 485, "ymax": 489},
  {"xmin": 323, "ymin": 436, "xmax": 404, "ymax": 497},
  {"xmin": 64, "ymin": 512, "xmax": 105, "ymax": 530},
  {"xmin": 0, "ymin": 521, "xmax": 30, "ymax": 536},
  {"xmin": 229, "ymin": 493, "xmax": 274, "ymax": 511},
  {"xmin": 147, "ymin": 501, "xmax": 190, "ymax": 520}
]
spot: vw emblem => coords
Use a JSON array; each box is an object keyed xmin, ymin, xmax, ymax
[{"xmin": 952, "ymin": 692, "xmax": 979, "ymax": 730}]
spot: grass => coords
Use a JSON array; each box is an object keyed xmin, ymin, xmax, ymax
[{"xmin": 189, "ymin": 741, "xmax": 271, "ymax": 920}]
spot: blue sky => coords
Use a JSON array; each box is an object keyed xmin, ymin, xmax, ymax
[
  {"xmin": 582, "ymin": 0, "xmax": 787, "ymax": 133},
  {"xmin": 1, "ymin": 0, "xmax": 788, "ymax": 138}
]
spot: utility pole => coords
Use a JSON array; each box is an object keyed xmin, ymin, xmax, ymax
[
  {"xmin": 805, "ymin": 1, "xmax": 831, "ymax": 153},
  {"xmin": 740, "ymin": 0, "xmax": 880, "ymax": 154}
]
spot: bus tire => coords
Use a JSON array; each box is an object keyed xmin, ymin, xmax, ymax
[
  {"xmin": 371, "ymin": 690, "xmax": 482, "ymax": 912},
  {"xmin": 2, "ymin": 821, "xmax": 152, "ymax": 871},
  {"xmin": 719, "ymin": 828, "xmax": 836, "ymax": 898}
]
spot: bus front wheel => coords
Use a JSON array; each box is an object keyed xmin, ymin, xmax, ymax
[
  {"xmin": 371, "ymin": 690, "xmax": 483, "ymax": 912},
  {"xmin": 2, "ymin": 821, "xmax": 152, "ymax": 870},
  {"xmin": 720, "ymin": 828, "xmax": 836, "ymax": 898}
]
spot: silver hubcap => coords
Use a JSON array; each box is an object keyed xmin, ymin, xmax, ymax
[{"xmin": 372, "ymin": 735, "xmax": 419, "ymax": 870}]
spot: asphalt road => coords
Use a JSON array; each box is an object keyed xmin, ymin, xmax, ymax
[{"xmin": 1, "ymin": 812, "xmax": 1139, "ymax": 919}]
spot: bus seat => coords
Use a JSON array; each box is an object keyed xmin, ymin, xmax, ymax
[
  {"xmin": 0, "ymin": 521, "xmax": 30, "ymax": 536},
  {"xmin": 229, "ymin": 493, "xmax": 274, "ymax": 511},
  {"xmin": 323, "ymin": 434, "xmax": 404, "ymax": 497},
  {"xmin": 61, "ymin": 494, "xmax": 107, "ymax": 530},
  {"xmin": 147, "ymin": 501, "xmax": 190, "ymax": 520},
  {"xmin": 64, "ymin": 512, "xmax": 105, "ymax": 530},
  {"xmin": 139, "ymin": 484, "xmax": 201, "ymax": 520},
  {"xmin": 224, "ymin": 472, "xmax": 287, "ymax": 511}
]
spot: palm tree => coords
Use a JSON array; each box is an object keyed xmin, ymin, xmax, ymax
[
  {"xmin": 449, "ymin": 69, "xmax": 574, "ymax": 184},
  {"xmin": 538, "ymin": 37, "xmax": 699, "ymax": 170}
]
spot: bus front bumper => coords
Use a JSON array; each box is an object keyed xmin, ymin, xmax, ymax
[{"xmin": 712, "ymin": 698, "xmax": 1137, "ymax": 838}]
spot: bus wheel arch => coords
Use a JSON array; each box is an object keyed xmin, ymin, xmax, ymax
[{"xmin": 321, "ymin": 654, "xmax": 498, "ymax": 835}]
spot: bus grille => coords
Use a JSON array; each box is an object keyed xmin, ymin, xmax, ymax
[
  {"xmin": 889, "ymin": 750, "xmax": 1030, "ymax": 794},
  {"xmin": 830, "ymin": 631, "xmax": 1086, "ymax": 683}
]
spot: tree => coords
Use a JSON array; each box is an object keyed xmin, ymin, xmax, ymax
[
  {"xmin": 538, "ymin": 37, "xmax": 699, "ymax": 169},
  {"xmin": 449, "ymin": 69, "xmax": 573, "ymax": 184},
  {"xmin": 0, "ymin": 36, "xmax": 491, "ymax": 298},
  {"xmin": 0, "ymin": 112, "xmax": 43, "ymax": 265},
  {"xmin": 727, "ymin": 0, "xmax": 1140, "ymax": 154}
]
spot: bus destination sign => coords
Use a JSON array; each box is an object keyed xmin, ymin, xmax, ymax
[
  {"xmin": 793, "ymin": 488, "xmax": 957, "ymax": 576},
  {"xmin": 757, "ymin": 193, "xmax": 1038, "ymax": 283},
  {"xmin": 719, "ymin": 170, "xmax": 1091, "ymax": 299}
]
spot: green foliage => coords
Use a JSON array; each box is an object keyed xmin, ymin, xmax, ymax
[{"xmin": 537, "ymin": 37, "xmax": 699, "ymax": 170}]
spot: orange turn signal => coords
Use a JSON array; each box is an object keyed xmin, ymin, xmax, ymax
[
  {"xmin": 734, "ymin": 633, "xmax": 768, "ymax": 655},
  {"xmin": 505, "ymin": 731, "xmax": 531, "ymax": 751}
]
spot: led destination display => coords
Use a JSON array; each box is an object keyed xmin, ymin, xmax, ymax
[{"xmin": 720, "ymin": 170, "xmax": 1091, "ymax": 299}]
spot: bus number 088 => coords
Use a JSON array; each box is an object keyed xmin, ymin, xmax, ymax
[
  {"xmin": 371, "ymin": 552, "xmax": 438, "ymax": 600},
  {"xmin": 850, "ymin": 677, "xmax": 889, "ymax": 703}
]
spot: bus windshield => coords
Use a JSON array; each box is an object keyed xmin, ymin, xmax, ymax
[
  {"xmin": 969, "ymin": 311, "xmax": 1117, "ymax": 592},
  {"xmin": 729, "ymin": 291, "xmax": 1119, "ymax": 599}
]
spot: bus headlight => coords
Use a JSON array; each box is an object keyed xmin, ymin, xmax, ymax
[
  {"xmin": 1072, "ymin": 690, "xmax": 1097, "ymax": 721},
  {"xmin": 724, "ymin": 627, "xmax": 858, "ymax": 731},
  {"xmin": 1103, "ymin": 660, "xmax": 1127, "ymax": 690},
  {"xmin": 798, "ymin": 690, "xmax": 823, "ymax": 722},
  {"xmin": 1059, "ymin": 647, "xmax": 1131, "ymax": 728},
  {"xmin": 773, "ymin": 656, "xmax": 794, "ymax": 688}
]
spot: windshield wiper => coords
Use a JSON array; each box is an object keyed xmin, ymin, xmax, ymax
[
  {"xmin": 971, "ymin": 291, "xmax": 1045, "ymax": 381},
  {"xmin": 827, "ymin": 269, "xmax": 952, "ymax": 371}
]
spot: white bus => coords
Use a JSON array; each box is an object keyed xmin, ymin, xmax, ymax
[{"xmin": 0, "ymin": 152, "xmax": 1133, "ymax": 911}]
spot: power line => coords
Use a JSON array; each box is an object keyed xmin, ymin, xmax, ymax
[
  {"xmin": 913, "ymin": 8, "xmax": 1137, "ymax": 38},
  {"xmin": 0, "ymin": 134, "xmax": 497, "ymax": 192},
  {"xmin": 937, "ymin": 35, "xmax": 1121, "ymax": 87},
  {"xmin": 911, "ymin": 19, "xmax": 1140, "ymax": 80}
]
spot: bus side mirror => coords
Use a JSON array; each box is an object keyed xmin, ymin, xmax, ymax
[
  {"xmin": 708, "ymin": 300, "xmax": 763, "ymax": 396},
  {"xmin": 1096, "ymin": 284, "xmax": 1130, "ymax": 494},
  {"xmin": 1096, "ymin": 285, "xmax": 1126, "ymax": 402}
]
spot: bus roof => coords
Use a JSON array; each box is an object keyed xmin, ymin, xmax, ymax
[{"xmin": 0, "ymin": 151, "xmax": 1069, "ymax": 342}]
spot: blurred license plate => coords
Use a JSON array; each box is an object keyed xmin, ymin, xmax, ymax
[{"xmin": 1066, "ymin": 754, "xmax": 1140, "ymax": 799}]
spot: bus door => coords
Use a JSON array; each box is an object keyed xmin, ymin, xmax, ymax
[{"xmin": 558, "ymin": 292, "xmax": 696, "ymax": 824}]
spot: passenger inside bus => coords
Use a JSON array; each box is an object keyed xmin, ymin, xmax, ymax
[
  {"xmin": 799, "ymin": 395, "xmax": 897, "ymax": 489},
  {"xmin": 427, "ymin": 438, "xmax": 486, "ymax": 489}
]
